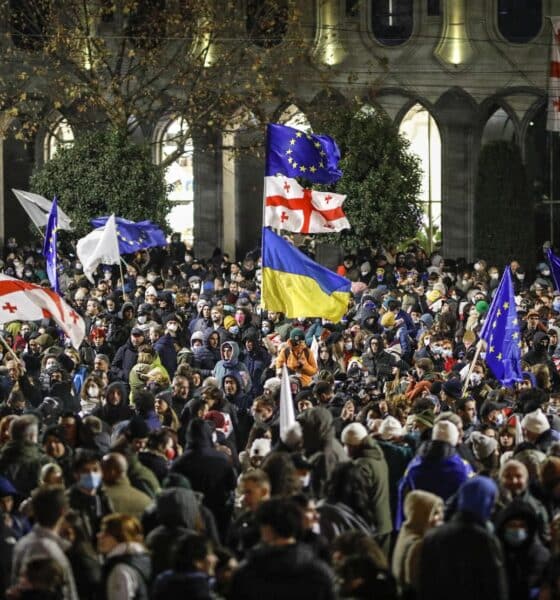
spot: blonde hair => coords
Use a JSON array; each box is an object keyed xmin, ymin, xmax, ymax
[{"xmin": 101, "ymin": 513, "xmax": 144, "ymax": 544}]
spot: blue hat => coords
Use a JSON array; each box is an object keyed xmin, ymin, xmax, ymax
[{"xmin": 0, "ymin": 476, "xmax": 17, "ymax": 497}]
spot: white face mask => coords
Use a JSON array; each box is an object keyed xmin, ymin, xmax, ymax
[
  {"xmin": 88, "ymin": 385, "xmax": 99, "ymax": 398},
  {"xmin": 543, "ymin": 270, "xmax": 551, "ymax": 277},
  {"xmin": 431, "ymin": 299, "xmax": 443, "ymax": 313},
  {"xmin": 300, "ymin": 473, "xmax": 311, "ymax": 488},
  {"xmin": 470, "ymin": 373, "xmax": 482, "ymax": 387},
  {"xmin": 517, "ymin": 274, "xmax": 525, "ymax": 281},
  {"xmin": 137, "ymin": 315, "xmax": 147, "ymax": 324},
  {"xmin": 167, "ymin": 323, "xmax": 179, "ymax": 333},
  {"xmin": 344, "ymin": 342, "xmax": 353, "ymax": 351},
  {"xmin": 490, "ymin": 272, "xmax": 499, "ymax": 280}
]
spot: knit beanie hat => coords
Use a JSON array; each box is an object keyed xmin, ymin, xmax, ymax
[
  {"xmin": 250, "ymin": 438, "xmax": 272, "ymax": 458},
  {"xmin": 432, "ymin": 421, "xmax": 459, "ymax": 446},
  {"xmin": 470, "ymin": 431, "xmax": 498, "ymax": 460},
  {"xmin": 379, "ymin": 416, "xmax": 403, "ymax": 440},
  {"xmin": 414, "ymin": 409, "xmax": 435, "ymax": 429},
  {"xmin": 521, "ymin": 408, "xmax": 550, "ymax": 435},
  {"xmin": 341, "ymin": 422, "xmax": 369, "ymax": 446},
  {"xmin": 475, "ymin": 300, "xmax": 489, "ymax": 315},
  {"xmin": 380, "ymin": 312, "xmax": 396, "ymax": 329},
  {"xmin": 290, "ymin": 328, "xmax": 305, "ymax": 342}
]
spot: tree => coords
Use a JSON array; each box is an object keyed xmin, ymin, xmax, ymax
[
  {"xmin": 475, "ymin": 140, "xmax": 534, "ymax": 267},
  {"xmin": 0, "ymin": 0, "xmax": 306, "ymax": 163},
  {"xmin": 30, "ymin": 129, "xmax": 169, "ymax": 236},
  {"xmin": 311, "ymin": 102, "xmax": 424, "ymax": 251}
]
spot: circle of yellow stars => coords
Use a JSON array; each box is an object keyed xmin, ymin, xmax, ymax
[
  {"xmin": 284, "ymin": 131, "xmax": 327, "ymax": 174},
  {"xmin": 486, "ymin": 300, "xmax": 522, "ymax": 362}
]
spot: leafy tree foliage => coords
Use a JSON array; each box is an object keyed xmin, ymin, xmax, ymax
[
  {"xmin": 312, "ymin": 103, "xmax": 424, "ymax": 250},
  {"xmin": 30, "ymin": 129, "xmax": 169, "ymax": 236}
]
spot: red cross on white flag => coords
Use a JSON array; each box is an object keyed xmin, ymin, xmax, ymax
[
  {"xmin": 0, "ymin": 275, "xmax": 85, "ymax": 348},
  {"xmin": 547, "ymin": 18, "xmax": 560, "ymax": 132}
]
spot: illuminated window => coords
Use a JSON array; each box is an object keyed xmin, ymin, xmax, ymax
[
  {"xmin": 159, "ymin": 117, "xmax": 194, "ymax": 244},
  {"xmin": 498, "ymin": 0, "xmax": 541, "ymax": 43},
  {"xmin": 371, "ymin": 0, "xmax": 413, "ymax": 46},
  {"xmin": 481, "ymin": 107, "xmax": 516, "ymax": 146},
  {"xmin": 399, "ymin": 104, "xmax": 441, "ymax": 250},
  {"xmin": 44, "ymin": 118, "xmax": 74, "ymax": 162}
]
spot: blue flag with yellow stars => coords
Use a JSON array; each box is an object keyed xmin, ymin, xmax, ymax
[
  {"xmin": 43, "ymin": 196, "xmax": 60, "ymax": 294},
  {"xmin": 265, "ymin": 123, "xmax": 342, "ymax": 184},
  {"xmin": 479, "ymin": 266, "xmax": 522, "ymax": 386},
  {"xmin": 546, "ymin": 248, "xmax": 560, "ymax": 291},
  {"xmin": 90, "ymin": 216, "xmax": 167, "ymax": 255}
]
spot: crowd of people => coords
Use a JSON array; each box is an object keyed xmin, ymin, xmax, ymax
[{"xmin": 0, "ymin": 232, "xmax": 559, "ymax": 599}]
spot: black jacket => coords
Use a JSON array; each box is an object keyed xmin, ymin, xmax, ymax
[
  {"xmin": 152, "ymin": 571, "xmax": 214, "ymax": 600},
  {"xmin": 229, "ymin": 542, "xmax": 336, "ymax": 600}
]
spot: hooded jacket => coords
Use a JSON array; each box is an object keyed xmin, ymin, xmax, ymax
[
  {"xmin": 92, "ymin": 382, "xmax": 134, "ymax": 427},
  {"xmin": 392, "ymin": 490, "xmax": 444, "ymax": 593},
  {"xmin": 298, "ymin": 407, "xmax": 348, "ymax": 498},
  {"xmin": 213, "ymin": 341, "xmax": 252, "ymax": 393},
  {"xmin": 419, "ymin": 477, "xmax": 508, "ymax": 600},
  {"xmin": 145, "ymin": 488, "xmax": 201, "ymax": 577},
  {"xmin": 362, "ymin": 334, "xmax": 398, "ymax": 380},
  {"xmin": 111, "ymin": 338, "xmax": 140, "ymax": 382}
]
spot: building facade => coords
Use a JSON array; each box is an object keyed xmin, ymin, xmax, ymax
[{"xmin": 0, "ymin": 0, "xmax": 557, "ymax": 262}]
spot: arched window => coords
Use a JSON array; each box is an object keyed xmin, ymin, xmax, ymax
[
  {"xmin": 371, "ymin": 0, "xmax": 413, "ymax": 46},
  {"xmin": 9, "ymin": 0, "xmax": 49, "ymax": 51},
  {"xmin": 481, "ymin": 107, "xmax": 516, "ymax": 146},
  {"xmin": 159, "ymin": 117, "xmax": 194, "ymax": 244},
  {"xmin": 277, "ymin": 104, "xmax": 311, "ymax": 132},
  {"xmin": 497, "ymin": 0, "xmax": 542, "ymax": 43},
  {"xmin": 43, "ymin": 118, "xmax": 74, "ymax": 162},
  {"xmin": 399, "ymin": 104, "xmax": 442, "ymax": 251},
  {"xmin": 247, "ymin": 0, "xmax": 288, "ymax": 47}
]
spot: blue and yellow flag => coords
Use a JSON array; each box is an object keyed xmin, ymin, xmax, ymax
[
  {"xmin": 547, "ymin": 248, "xmax": 560, "ymax": 291},
  {"xmin": 265, "ymin": 123, "xmax": 342, "ymax": 184},
  {"xmin": 261, "ymin": 228, "xmax": 350, "ymax": 322},
  {"xmin": 43, "ymin": 196, "xmax": 60, "ymax": 294},
  {"xmin": 479, "ymin": 266, "xmax": 522, "ymax": 386}
]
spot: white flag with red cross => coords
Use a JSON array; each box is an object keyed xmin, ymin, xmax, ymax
[
  {"xmin": 0, "ymin": 275, "xmax": 85, "ymax": 348},
  {"xmin": 264, "ymin": 175, "xmax": 350, "ymax": 233},
  {"xmin": 547, "ymin": 18, "xmax": 560, "ymax": 132}
]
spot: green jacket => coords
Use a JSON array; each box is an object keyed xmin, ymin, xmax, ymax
[
  {"xmin": 355, "ymin": 437, "xmax": 393, "ymax": 536},
  {"xmin": 0, "ymin": 441, "xmax": 50, "ymax": 496}
]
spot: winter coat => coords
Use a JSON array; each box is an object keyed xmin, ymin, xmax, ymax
[
  {"xmin": 0, "ymin": 441, "xmax": 50, "ymax": 497},
  {"xmin": 101, "ymin": 542, "xmax": 151, "ymax": 600},
  {"xmin": 362, "ymin": 335, "xmax": 398, "ymax": 382},
  {"xmin": 392, "ymin": 490, "xmax": 443, "ymax": 596},
  {"xmin": 213, "ymin": 341, "xmax": 252, "ymax": 393},
  {"xmin": 145, "ymin": 488, "xmax": 201, "ymax": 577},
  {"xmin": 101, "ymin": 476, "xmax": 152, "ymax": 519},
  {"xmin": 111, "ymin": 339, "xmax": 139, "ymax": 382},
  {"xmin": 317, "ymin": 500, "xmax": 375, "ymax": 543},
  {"xmin": 240, "ymin": 341, "xmax": 271, "ymax": 397},
  {"xmin": 297, "ymin": 407, "xmax": 348, "ymax": 498},
  {"xmin": 66, "ymin": 485, "xmax": 113, "ymax": 544},
  {"xmin": 154, "ymin": 333, "xmax": 177, "ymax": 379},
  {"xmin": 275, "ymin": 340, "xmax": 318, "ymax": 388},
  {"xmin": 152, "ymin": 571, "xmax": 214, "ymax": 600},
  {"xmin": 377, "ymin": 438, "xmax": 414, "ymax": 521},
  {"xmin": 92, "ymin": 382, "xmax": 134, "ymax": 428},
  {"xmin": 229, "ymin": 542, "xmax": 336, "ymax": 600}
]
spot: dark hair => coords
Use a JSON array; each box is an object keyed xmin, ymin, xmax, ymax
[
  {"xmin": 172, "ymin": 532, "xmax": 212, "ymax": 571},
  {"xmin": 325, "ymin": 462, "xmax": 375, "ymax": 525},
  {"xmin": 72, "ymin": 449, "xmax": 100, "ymax": 472},
  {"xmin": 456, "ymin": 396, "xmax": 475, "ymax": 412},
  {"xmin": 261, "ymin": 452, "xmax": 301, "ymax": 497},
  {"xmin": 331, "ymin": 530, "xmax": 388, "ymax": 570},
  {"xmin": 134, "ymin": 390, "xmax": 156, "ymax": 415},
  {"xmin": 24, "ymin": 557, "xmax": 64, "ymax": 593},
  {"xmin": 255, "ymin": 498, "xmax": 302, "ymax": 539},
  {"xmin": 32, "ymin": 485, "xmax": 68, "ymax": 528},
  {"xmin": 147, "ymin": 428, "xmax": 173, "ymax": 451}
]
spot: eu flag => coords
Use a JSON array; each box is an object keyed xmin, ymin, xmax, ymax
[
  {"xmin": 547, "ymin": 248, "xmax": 560, "ymax": 291},
  {"xmin": 43, "ymin": 196, "xmax": 60, "ymax": 294},
  {"xmin": 265, "ymin": 123, "xmax": 342, "ymax": 184},
  {"xmin": 90, "ymin": 216, "xmax": 167, "ymax": 255},
  {"xmin": 479, "ymin": 266, "xmax": 522, "ymax": 386}
]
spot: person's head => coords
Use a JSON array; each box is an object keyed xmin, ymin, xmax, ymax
[
  {"xmin": 130, "ymin": 328, "xmax": 145, "ymax": 347},
  {"xmin": 239, "ymin": 469, "xmax": 271, "ymax": 512},
  {"xmin": 93, "ymin": 354, "xmax": 110, "ymax": 373},
  {"xmin": 171, "ymin": 532, "xmax": 218, "ymax": 575},
  {"xmin": 59, "ymin": 413, "xmax": 79, "ymax": 446},
  {"xmin": 521, "ymin": 408, "xmax": 550, "ymax": 443},
  {"xmin": 6, "ymin": 389, "xmax": 26, "ymax": 413},
  {"xmin": 172, "ymin": 375, "xmax": 190, "ymax": 399},
  {"xmin": 10, "ymin": 414, "xmax": 39, "ymax": 444},
  {"xmin": 341, "ymin": 422, "xmax": 368, "ymax": 459},
  {"xmin": 255, "ymin": 498, "xmax": 302, "ymax": 545},
  {"xmin": 43, "ymin": 426, "xmax": 67, "ymax": 459},
  {"xmin": 101, "ymin": 452, "xmax": 128, "ymax": 485},
  {"xmin": 252, "ymin": 396, "xmax": 275, "ymax": 423},
  {"xmin": 6, "ymin": 360, "xmax": 21, "ymax": 381},
  {"xmin": 456, "ymin": 396, "xmax": 477, "ymax": 426},
  {"xmin": 500, "ymin": 459, "xmax": 529, "ymax": 497},
  {"xmin": 223, "ymin": 375, "xmax": 239, "ymax": 397},
  {"xmin": 73, "ymin": 450, "xmax": 102, "ymax": 493},
  {"xmin": 32, "ymin": 485, "xmax": 68, "ymax": 528},
  {"xmin": 221, "ymin": 342, "xmax": 234, "ymax": 361},
  {"xmin": 21, "ymin": 557, "xmax": 64, "ymax": 595},
  {"xmin": 97, "ymin": 513, "xmax": 143, "ymax": 555},
  {"xmin": 125, "ymin": 415, "xmax": 150, "ymax": 452}
]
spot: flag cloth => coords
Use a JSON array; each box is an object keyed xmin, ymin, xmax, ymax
[
  {"xmin": 280, "ymin": 365, "xmax": 301, "ymax": 444},
  {"xmin": 43, "ymin": 197, "xmax": 60, "ymax": 294},
  {"xmin": 90, "ymin": 216, "xmax": 167, "ymax": 254},
  {"xmin": 12, "ymin": 189, "xmax": 73, "ymax": 230},
  {"xmin": 261, "ymin": 227, "xmax": 351, "ymax": 322},
  {"xmin": 548, "ymin": 18, "xmax": 560, "ymax": 132},
  {"xmin": 77, "ymin": 214, "xmax": 121, "ymax": 283},
  {"xmin": 547, "ymin": 248, "xmax": 560, "ymax": 291},
  {"xmin": 0, "ymin": 274, "xmax": 85, "ymax": 348},
  {"xmin": 264, "ymin": 175, "xmax": 350, "ymax": 233},
  {"xmin": 265, "ymin": 123, "xmax": 342, "ymax": 184},
  {"xmin": 479, "ymin": 266, "xmax": 523, "ymax": 386}
]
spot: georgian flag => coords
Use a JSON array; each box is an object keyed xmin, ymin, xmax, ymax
[
  {"xmin": 0, "ymin": 275, "xmax": 85, "ymax": 348},
  {"xmin": 547, "ymin": 18, "xmax": 560, "ymax": 132},
  {"xmin": 264, "ymin": 175, "xmax": 350, "ymax": 234}
]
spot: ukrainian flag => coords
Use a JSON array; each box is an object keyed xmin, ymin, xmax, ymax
[{"xmin": 261, "ymin": 228, "xmax": 351, "ymax": 322}]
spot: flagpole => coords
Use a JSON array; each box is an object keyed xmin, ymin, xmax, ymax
[
  {"xmin": 550, "ymin": 130, "xmax": 555, "ymax": 245},
  {"xmin": 461, "ymin": 339, "xmax": 483, "ymax": 397},
  {"xmin": 0, "ymin": 332, "xmax": 21, "ymax": 364},
  {"xmin": 118, "ymin": 260, "xmax": 128, "ymax": 302}
]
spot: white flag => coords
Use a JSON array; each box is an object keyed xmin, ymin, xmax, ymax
[
  {"xmin": 12, "ymin": 189, "xmax": 73, "ymax": 230},
  {"xmin": 547, "ymin": 18, "xmax": 560, "ymax": 132},
  {"xmin": 264, "ymin": 176, "xmax": 350, "ymax": 233},
  {"xmin": 0, "ymin": 275, "xmax": 85, "ymax": 348},
  {"xmin": 76, "ymin": 214, "xmax": 121, "ymax": 283},
  {"xmin": 280, "ymin": 364, "xmax": 301, "ymax": 444},
  {"xmin": 310, "ymin": 336, "xmax": 320, "ymax": 363}
]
